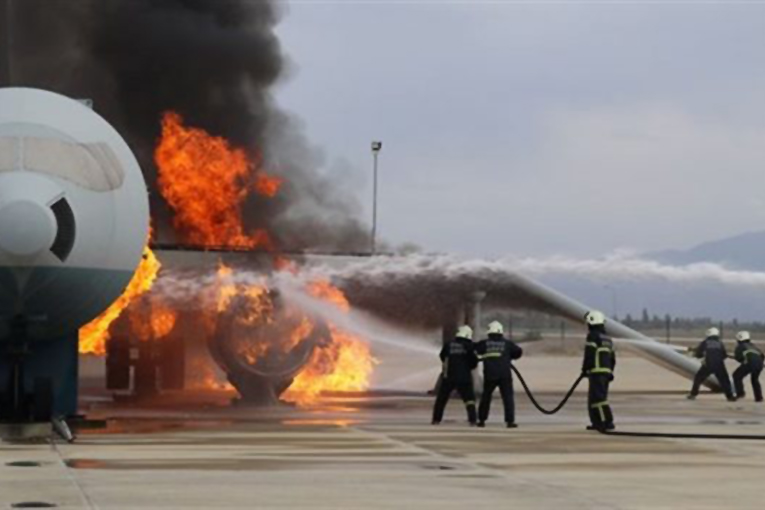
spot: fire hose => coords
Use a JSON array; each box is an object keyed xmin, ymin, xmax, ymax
[
  {"xmin": 597, "ymin": 428, "xmax": 765, "ymax": 441},
  {"xmin": 511, "ymin": 366, "xmax": 765, "ymax": 440},
  {"xmin": 510, "ymin": 365, "xmax": 584, "ymax": 415}
]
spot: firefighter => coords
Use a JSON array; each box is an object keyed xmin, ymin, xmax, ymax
[
  {"xmin": 582, "ymin": 311, "xmax": 616, "ymax": 431},
  {"xmin": 432, "ymin": 325, "xmax": 478, "ymax": 425},
  {"xmin": 475, "ymin": 321, "xmax": 523, "ymax": 428},
  {"xmin": 732, "ymin": 331, "xmax": 764, "ymax": 402},
  {"xmin": 687, "ymin": 327, "xmax": 735, "ymax": 401}
]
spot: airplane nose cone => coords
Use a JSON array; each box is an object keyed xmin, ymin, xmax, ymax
[{"xmin": 0, "ymin": 199, "xmax": 57, "ymax": 257}]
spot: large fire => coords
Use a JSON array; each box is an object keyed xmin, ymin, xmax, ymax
[
  {"xmin": 283, "ymin": 329, "xmax": 376, "ymax": 405},
  {"xmin": 79, "ymin": 113, "xmax": 376, "ymax": 405},
  {"xmin": 128, "ymin": 298, "xmax": 177, "ymax": 343},
  {"xmin": 283, "ymin": 281, "xmax": 376, "ymax": 405},
  {"xmin": 155, "ymin": 112, "xmax": 281, "ymax": 249},
  {"xmin": 214, "ymin": 267, "xmax": 376, "ymax": 406},
  {"xmin": 79, "ymin": 245, "xmax": 162, "ymax": 355}
]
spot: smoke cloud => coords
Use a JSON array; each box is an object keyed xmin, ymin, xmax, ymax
[
  {"xmin": 511, "ymin": 253, "xmax": 765, "ymax": 287},
  {"xmin": 298, "ymin": 254, "xmax": 765, "ymax": 327},
  {"xmin": 147, "ymin": 253, "xmax": 765, "ymax": 329},
  {"xmin": 8, "ymin": 0, "xmax": 369, "ymax": 251}
]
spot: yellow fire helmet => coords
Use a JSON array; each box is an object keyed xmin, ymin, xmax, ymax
[
  {"xmin": 456, "ymin": 325, "xmax": 473, "ymax": 341},
  {"xmin": 585, "ymin": 310, "xmax": 606, "ymax": 326},
  {"xmin": 487, "ymin": 321, "xmax": 504, "ymax": 335}
]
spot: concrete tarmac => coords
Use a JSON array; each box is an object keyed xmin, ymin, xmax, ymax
[{"xmin": 3, "ymin": 357, "xmax": 765, "ymax": 509}]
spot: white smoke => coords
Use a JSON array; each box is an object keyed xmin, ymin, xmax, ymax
[
  {"xmin": 273, "ymin": 276, "xmax": 439, "ymax": 356},
  {"xmin": 150, "ymin": 268, "xmax": 269, "ymax": 309},
  {"xmin": 511, "ymin": 253, "xmax": 765, "ymax": 288},
  {"xmin": 150, "ymin": 253, "xmax": 765, "ymax": 321},
  {"xmin": 304, "ymin": 253, "xmax": 765, "ymax": 289}
]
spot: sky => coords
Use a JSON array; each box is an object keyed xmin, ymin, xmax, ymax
[{"xmin": 272, "ymin": 1, "xmax": 765, "ymax": 259}]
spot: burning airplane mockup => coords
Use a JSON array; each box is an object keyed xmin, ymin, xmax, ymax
[{"xmin": 0, "ymin": 87, "xmax": 150, "ymax": 422}]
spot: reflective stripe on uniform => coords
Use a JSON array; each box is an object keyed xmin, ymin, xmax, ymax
[
  {"xmin": 593, "ymin": 346, "xmax": 613, "ymax": 375},
  {"xmin": 481, "ymin": 353, "xmax": 502, "ymax": 359},
  {"xmin": 465, "ymin": 401, "xmax": 476, "ymax": 406},
  {"xmin": 591, "ymin": 401, "xmax": 609, "ymax": 422}
]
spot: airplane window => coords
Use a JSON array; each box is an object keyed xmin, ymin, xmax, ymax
[
  {"xmin": 0, "ymin": 136, "xmax": 126, "ymax": 192},
  {"xmin": 0, "ymin": 138, "xmax": 15, "ymax": 171}
]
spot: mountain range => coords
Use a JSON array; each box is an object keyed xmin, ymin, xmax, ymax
[
  {"xmin": 649, "ymin": 230, "xmax": 765, "ymax": 271},
  {"xmin": 539, "ymin": 230, "xmax": 765, "ymax": 322}
]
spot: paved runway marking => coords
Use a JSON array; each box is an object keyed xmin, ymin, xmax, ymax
[
  {"xmin": 49, "ymin": 440, "xmax": 97, "ymax": 510},
  {"xmin": 351, "ymin": 423, "xmax": 623, "ymax": 510}
]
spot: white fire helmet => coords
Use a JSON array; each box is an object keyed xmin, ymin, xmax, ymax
[
  {"xmin": 487, "ymin": 321, "xmax": 504, "ymax": 335},
  {"xmin": 736, "ymin": 331, "xmax": 751, "ymax": 342},
  {"xmin": 456, "ymin": 325, "xmax": 474, "ymax": 341},
  {"xmin": 706, "ymin": 327, "xmax": 720, "ymax": 338},
  {"xmin": 585, "ymin": 310, "xmax": 606, "ymax": 327}
]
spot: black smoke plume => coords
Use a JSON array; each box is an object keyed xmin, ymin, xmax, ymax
[{"xmin": 7, "ymin": 0, "xmax": 369, "ymax": 251}]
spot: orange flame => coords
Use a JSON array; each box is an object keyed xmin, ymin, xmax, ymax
[
  {"xmin": 281, "ymin": 280, "xmax": 377, "ymax": 406},
  {"xmin": 255, "ymin": 173, "xmax": 282, "ymax": 198},
  {"xmin": 186, "ymin": 356, "xmax": 235, "ymax": 392},
  {"xmin": 155, "ymin": 112, "xmax": 280, "ymax": 249},
  {"xmin": 213, "ymin": 267, "xmax": 376, "ymax": 405},
  {"xmin": 282, "ymin": 328, "xmax": 376, "ymax": 406},
  {"xmin": 79, "ymin": 246, "xmax": 162, "ymax": 355},
  {"xmin": 128, "ymin": 300, "xmax": 177, "ymax": 343},
  {"xmin": 81, "ymin": 113, "xmax": 378, "ymax": 403},
  {"xmin": 306, "ymin": 280, "xmax": 350, "ymax": 312}
]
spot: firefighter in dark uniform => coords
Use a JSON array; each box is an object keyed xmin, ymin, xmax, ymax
[
  {"xmin": 582, "ymin": 311, "xmax": 616, "ymax": 431},
  {"xmin": 432, "ymin": 325, "xmax": 478, "ymax": 425},
  {"xmin": 475, "ymin": 321, "xmax": 523, "ymax": 428},
  {"xmin": 687, "ymin": 327, "xmax": 735, "ymax": 401},
  {"xmin": 732, "ymin": 331, "xmax": 764, "ymax": 402}
]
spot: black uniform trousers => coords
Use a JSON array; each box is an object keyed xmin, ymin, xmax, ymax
[
  {"xmin": 478, "ymin": 378, "xmax": 515, "ymax": 424},
  {"xmin": 587, "ymin": 374, "xmax": 614, "ymax": 429},
  {"xmin": 690, "ymin": 363, "xmax": 734, "ymax": 399},
  {"xmin": 733, "ymin": 364, "xmax": 763, "ymax": 401},
  {"xmin": 432, "ymin": 378, "xmax": 477, "ymax": 424}
]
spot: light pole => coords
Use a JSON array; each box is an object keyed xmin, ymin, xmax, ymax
[{"xmin": 371, "ymin": 141, "xmax": 382, "ymax": 255}]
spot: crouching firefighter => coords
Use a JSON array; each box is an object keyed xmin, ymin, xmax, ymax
[
  {"xmin": 432, "ymin": 325, "xmax": 478, "ymax": 425},
  {"xmin": 476, "ymin": 321, "xmax": 523, "ymax": 428},
  {"xmin": 582, "ymin": 311, "xmax": 616, "ymax": 431},
  {"xmin": 733, "ymin": 331, "xmax": 764, "ymax": 402},
  {"xmin": 687, "ymin": 327, "xmax": 735, "ymax": 401}
]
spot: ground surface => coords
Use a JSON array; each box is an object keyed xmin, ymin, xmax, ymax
[{"xmin": 3, "ymin": 356, "xmax": 765, "ymax": 509}]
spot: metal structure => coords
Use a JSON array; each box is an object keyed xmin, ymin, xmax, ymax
[
  {"xmin": 0, "ymin": 0, "xmax": 11, "ymax": 86},
  {"xmin": 105, "ymin": 300, "xmax": 185, "ymax": 399},
  {"xmin": 209, "ymin": 292, "xmax": 332, "ymax": 406},
  {"xmin": 510, "ymin": 273, "xmax": 711, "ymax": 386}
]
